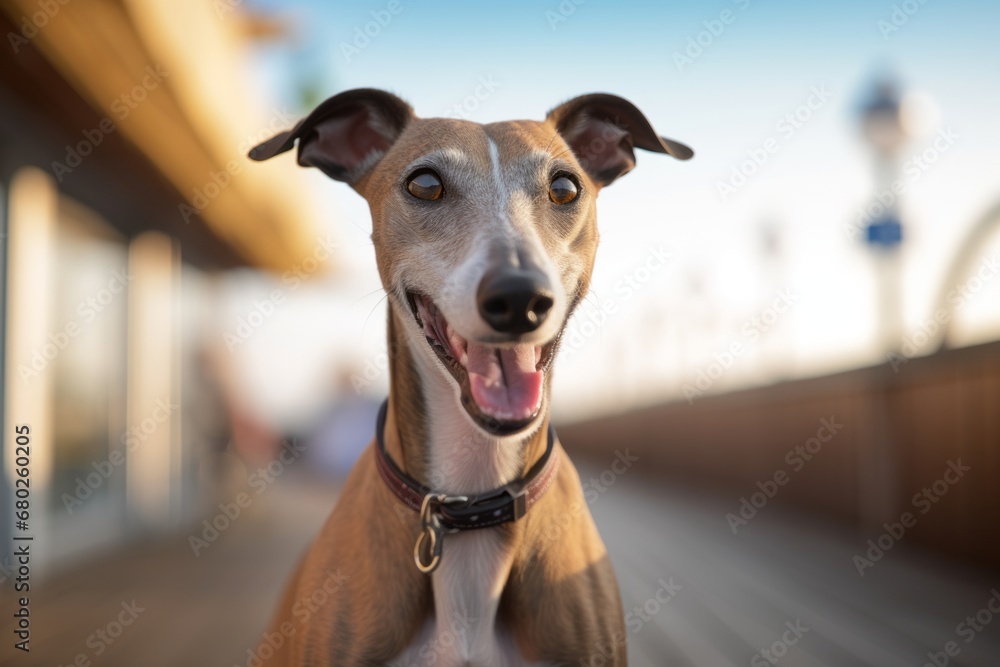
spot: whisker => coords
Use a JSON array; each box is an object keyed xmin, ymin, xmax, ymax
[
  {"xmin": 351, "ymin": 286, "xmax": 386, "ymax": 308},
  {"xmin": 544, "ymin": 131, "xmax": 559, "ymax": 153},
  {"xmin": 346, "ymin": 216, "xmax": 372, "ymax": 236},
  {"xmin": 581, "ymin": 292, "xmax": 600, "ymax": 314},
  {"xmin": 361, "ymin": 292, "xmax": 390, "ymax": 337},
  {"xmin": 551, "ymin": 145, "xmax": 576, "ymax": 161}
]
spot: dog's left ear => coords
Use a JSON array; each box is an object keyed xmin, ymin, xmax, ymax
[
  {"xmin": 248, "ymin": 88, "xmax": 414, "ymax": 185},
  {"xmin": 546, "ymin": 93, "xmax": 693, "ymax": 188}
]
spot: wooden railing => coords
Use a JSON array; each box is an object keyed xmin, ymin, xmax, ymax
[{"xmin": 559, "ymin": 339, "xmax": 1000, "ymax": 566}]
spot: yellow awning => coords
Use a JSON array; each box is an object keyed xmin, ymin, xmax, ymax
[{"xmin": 2, "ymin": 0, "xmax": 319, "ymax": 272}]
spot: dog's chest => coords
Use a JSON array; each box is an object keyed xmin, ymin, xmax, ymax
[{"xmin": 391, "ymin": 531, "xmax": 529, "ymax": 666}]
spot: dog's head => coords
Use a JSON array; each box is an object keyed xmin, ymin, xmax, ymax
[{"xmin": 251, "ymin": 89, "xmax": 692, "ymax": 436}]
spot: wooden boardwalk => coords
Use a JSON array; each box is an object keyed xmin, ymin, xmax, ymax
[
  {"xmin": 3, "ymin": 464, "xmax": 999, "ymax": 666},
  {"xmin": 592, "ymin": 471, "xmax": 1000, "ymax": 666}
]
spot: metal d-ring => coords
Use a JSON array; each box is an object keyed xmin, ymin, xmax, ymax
[
  {"xmin": 414, "ymin": 493, "xmax": 447, "ymax": 574},
  {"xmin": 414, "ymin": 524, "xmax": 440, "ymax": 574}
]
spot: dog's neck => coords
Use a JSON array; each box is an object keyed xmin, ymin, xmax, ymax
[{"xmin": 382, "ymin": 301, "xmax": 550, "ymax": 496}]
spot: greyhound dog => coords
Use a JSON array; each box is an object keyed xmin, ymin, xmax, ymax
[{"xmin": 249, "ymin": 89, "xmax": 692, "ymax": 666}]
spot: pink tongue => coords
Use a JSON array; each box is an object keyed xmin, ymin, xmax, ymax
[{"xmin": 466, "ymin": 343, "xmax": 543, "ymax": 421}]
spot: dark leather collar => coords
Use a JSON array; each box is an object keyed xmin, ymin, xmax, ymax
[{"xmin": 374, "ymin": 399, "xmax": 560, "ymax": 532}]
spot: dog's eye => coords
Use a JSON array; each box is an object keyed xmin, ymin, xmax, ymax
[
  {"xmin": 406, "ymin": 169, "xmax": 443, "ymax": 201},
  {"xmin": 549, "ymin": 175, "xmax": 578, "ymax": 205}
]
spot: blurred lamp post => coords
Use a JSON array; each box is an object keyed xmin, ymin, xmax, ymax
[
  {"xmin": 856, "ymin": 77, "xmax": 911, "ymax": 531},
  {"xmin": 859, "ymin": 78, "xmax": 908, "ymax": 354}
]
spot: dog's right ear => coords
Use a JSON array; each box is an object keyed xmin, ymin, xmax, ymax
[{"xmin": 248, "ymin": 88, "xmax": 414, "ymax": 185}]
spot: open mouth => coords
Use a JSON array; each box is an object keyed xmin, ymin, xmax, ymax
[{"xmin": 406, "ymin": 292, "xmax": 558, "ymax": 435}]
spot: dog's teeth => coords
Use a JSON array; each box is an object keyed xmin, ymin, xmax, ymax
[{"xmin": 444, "ymin": 322, "xmax": 468, "ymax": 366}]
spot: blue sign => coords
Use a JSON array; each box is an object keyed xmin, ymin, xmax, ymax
[{"xmin": 866, "ymin": 216, "xmax": 903, "ymax": 247}]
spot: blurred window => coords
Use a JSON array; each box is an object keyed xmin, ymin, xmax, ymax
[{"xmin": 49, "ymin": 197, "xmax": 129, "ymax": 550}]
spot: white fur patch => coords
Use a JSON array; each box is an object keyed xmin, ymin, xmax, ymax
[{"xmin": 393, "ymin": 301, "xmax": 547, "ymax": 665}]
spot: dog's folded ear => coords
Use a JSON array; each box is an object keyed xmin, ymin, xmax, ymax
[
  {"xmin": 546, "ymin": 93, "xmax": 693, "ymax": 187},
  {"xmin": 248, "ymin": 88, "xmax": 414, "ymax": 184}
]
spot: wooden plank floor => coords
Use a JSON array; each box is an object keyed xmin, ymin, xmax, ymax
[
  {"xmin": 592, "ymin": 471, "xmax": 1000, "ymax": 666},
  {"xmin": 3, "ymin": 464, "xmax": 999, "ymax": 666},
  {"xmin": 0, "ymin": 476, "xmax": 336, "ymax": 667}
]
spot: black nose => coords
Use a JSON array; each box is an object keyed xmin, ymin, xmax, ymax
[{"xmin": 477, "ymin": 268, "xmax": 554, "ymax": 335}]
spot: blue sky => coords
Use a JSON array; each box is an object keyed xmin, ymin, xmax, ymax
[{"xmin": 236, "ymin": 0, "xmax": 1000, "ymax": 417}]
